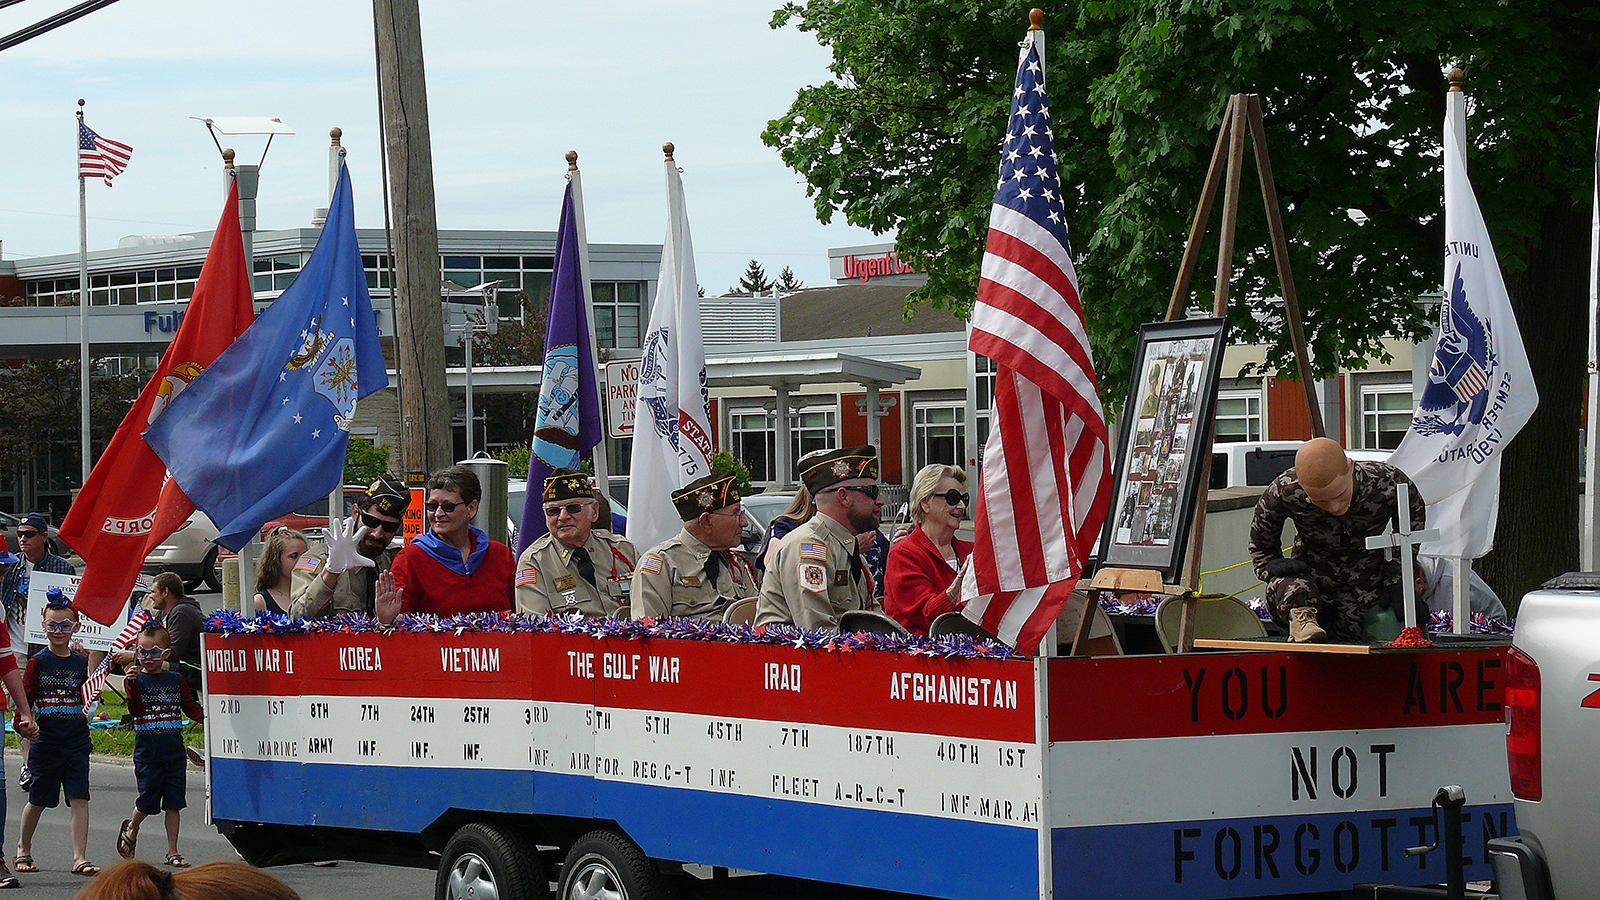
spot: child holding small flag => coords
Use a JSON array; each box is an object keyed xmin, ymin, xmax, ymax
[
  {"xmin": 115, "ymin": 622, "xmax": 203, "ymax": 869},
  {"xmin": 15, "ymin": 591, "xmax": 96, "ymax": 877}
]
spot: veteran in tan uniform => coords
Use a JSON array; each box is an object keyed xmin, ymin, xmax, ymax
[
  {"xmin": 633, "ymin": 471, "xmax": 759, "ymax": 622},
  {"xmin": 516, "ymin": 469, "xmax": 637, "ymax": 617},
  {"xmin": 754, "ymin": 446, "xmax": 885, "ymax": 630},
  {"xmin": 289, "ymin": 475, "xmax": 408, "ymax": 618}
]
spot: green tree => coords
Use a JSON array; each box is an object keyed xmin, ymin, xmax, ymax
[
  {"xmin": 470, "ymin": 291, "xmax": 548, "ymax": 448},
  {"xmin": 343, "ymin": 436, "xmax": 394, "ymax": 485},
  {"xmin": 765, "ymin": 0, "xmax": 1600, "ymax": 603},
  {"xmin": 738, "ymin": 260, "xmax": 773, "ymax": 294},
  {"xmin": 711, "ymin": 450, "xmax": 755, "ymax": 498},
  {"xmin": 776, "ymin": 266, "xmax": 805, "ymax": 291}
]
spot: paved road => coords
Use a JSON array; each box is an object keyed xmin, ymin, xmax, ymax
[{"xmin": 0, "ymin": 751, "xmax": 434, "ymax": 899}]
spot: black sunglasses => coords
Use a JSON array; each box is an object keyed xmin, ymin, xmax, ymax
[
  {"xmin": 360, "ymin": 513, "xmax": 401, "ymax": 533},
  {"xmin": 839, "ymin": 484, "xmax": 881, "ymax": 499},
  {"xmin": 932, "ymin": 489, "xmax": 970, "ymax": 506},
  {"xmin": 544, "ymin": 502, "xmax": 588, "ymax": 518},
  {"xmin": 424, "ymin": 500, "xmax": 466, "ymax": 514},
  {"xmin": 15, "ymin": 530, "xmax": 44, "ymax": 539}
]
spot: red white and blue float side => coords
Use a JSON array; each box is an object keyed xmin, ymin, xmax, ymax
[{"xmin": 202, "ymin": 625, "xmax": 1512, "ymax": 900}]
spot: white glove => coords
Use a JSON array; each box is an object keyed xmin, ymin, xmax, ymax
[{"xmin": 323, "ymin": 515, "xmax": 375, "ymax": 576}]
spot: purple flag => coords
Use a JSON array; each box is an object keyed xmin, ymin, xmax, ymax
[{"xmin": 518, "ymin": 181, "xmax": 603, "ymax": 552}]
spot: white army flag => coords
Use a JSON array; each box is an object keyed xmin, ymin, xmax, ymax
[
  {"xmin": 1388, "ymin": 86, "xmax": 1538, "ymax": 558},
  {"xmin": 626, "ymin": 149, "xmax": 714, "ymax": 552}
]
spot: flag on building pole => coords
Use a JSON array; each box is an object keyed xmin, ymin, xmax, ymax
[
  {"xmin": 78, "ymin": 120, "xmax": 132, "ymax": 187},
  {"xmin": 145, "ymin": 161, "xmax": 387, "ymax": 551},
  {"xmin": 1388, "ymin": 83, "xmax": 1538, "ymax": 558},
  {"xmin": 518, "ymin": 174, "xmax": 604, "ymax": 554},
  {"xmin": 627, "ymin": 147, "xmax": 714, "ymax": 553},
  {"xmin": 959, "ymin": 24, "xmax": 1110, "ymax": 656},
  {"xmin": 59, "ymin": 181, "xmax": 255, "ymax": 626}
]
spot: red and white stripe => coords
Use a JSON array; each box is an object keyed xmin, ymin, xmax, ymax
[
  {"xmin": 962, "ymin": 204, "xmax": 1109, "ymax": 654},
  {"xmin": 82, "ymin": 609, "xmax": 153, "ymax": 711}
]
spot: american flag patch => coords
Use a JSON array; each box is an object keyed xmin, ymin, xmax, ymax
[
  {"xmin": 294, "ymin": 556, "xmax": 320, "ymax": 572},
  {"xmin": 515, "ymin": 567, "xmax": 538, "ymax": 587},
  {"xmin": 639, "ymin": 556, "xmax": 664, "ymax": 575},
  {"xmin": 799, "ymin": 542, "xmax": 828, "ymax": 562}
]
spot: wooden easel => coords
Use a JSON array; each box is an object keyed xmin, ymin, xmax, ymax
[{"xmin": 1069, "ymin": 93, "xmax": 1325, "ymax": 656}]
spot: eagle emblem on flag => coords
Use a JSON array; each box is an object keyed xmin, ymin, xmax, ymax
[{"xmin": 1414, "ymin": 263, "xmax": 1494, "ymax": 436}]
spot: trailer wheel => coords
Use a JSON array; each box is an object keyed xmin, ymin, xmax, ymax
[
  {"xmin": 558, "ymin": 830, "xmax": 673, "ymax": 900},
  {"xmin": 436, "ymin": 822, "xmax": 547, "ymax": 900}
]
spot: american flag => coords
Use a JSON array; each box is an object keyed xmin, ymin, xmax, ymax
[
  {"xmin": 79, "ymin": 120, "xmax": 133, "ymax": 187},
  {"xmin": 81, "ymin": 608, "xmax": 153, "ymax": 713},
  {"xmin": 959, "ymin": 32, "xmax": 1110, "ymax": 655}
]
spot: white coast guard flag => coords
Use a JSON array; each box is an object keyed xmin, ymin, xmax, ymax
[
  {"xmin": 1388, "ymin": 90, "xmax": 1538, "ymax": 558},
  {"xmin": 626, "ymin": 154, "xmax": 713, "ymax": 552}
]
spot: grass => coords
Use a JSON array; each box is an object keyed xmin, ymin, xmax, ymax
[{"xmin": 4, "ymin": 688, "xmax": 204, "ymax": 757}]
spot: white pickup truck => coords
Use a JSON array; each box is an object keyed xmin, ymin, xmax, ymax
[{"xmin": 1486, "ymin": 572, "xmax": 1599, "ymax": 899}]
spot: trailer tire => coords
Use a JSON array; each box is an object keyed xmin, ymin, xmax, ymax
[
  {"xmin": 436, "ymin": 822, "xmax": 547, "ymax": 900},
  {"xmin": 558, "ymin": 830, "xmax": 673, "ymax": 900}
]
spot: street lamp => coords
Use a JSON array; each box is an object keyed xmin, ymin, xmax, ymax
[{"xmin": 444, "ymin": 281, "xmax": 500, "ymax": 458}]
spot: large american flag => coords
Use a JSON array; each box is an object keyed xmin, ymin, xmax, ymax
[
  {"xmin": 79, "ymin": 120, "xmax": 133, "ymax": 187},
  {"xmin": 959, "ymin": 33, "xmax": 1110, "ymax": 655}
]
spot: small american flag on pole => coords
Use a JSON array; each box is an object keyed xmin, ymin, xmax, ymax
[
  {"xmin": 79, "ymin": 120, "xmax": 132, "ymax": 187},
  {"xmin": 959, "ymin": 25, "xmax": 1110, "ymax": 655},
  {"xmin": 81, "ymin": 608, "xmax": 153, "ymax": 713}
]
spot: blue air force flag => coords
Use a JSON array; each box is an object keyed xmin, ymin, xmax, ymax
[
  {"xmin": 1388, "ymin": 93, "xmax": 1538, "ymax": 558},
  {"xmin": 145, "ymin": 161, "xmax": 387, "ymax": 551}
]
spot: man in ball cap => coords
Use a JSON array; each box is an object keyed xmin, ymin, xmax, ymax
[
  {"xmin": 516, "ymin": 469, "xmax": 637, "ymax": 617},
  {"xmin": 633, "ymin": 471, "xmax": 759, "ymax": 622},
  {"xmin": 754, "ymin": 446, "xmax": 885, "ymax": 629},
  {"xmin": 290, "ymin": 474, "xmax": 408, "ymax": 618}
]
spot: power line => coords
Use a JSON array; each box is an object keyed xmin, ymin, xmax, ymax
[{"xmin": 0, "ymin": 0, "xmax": 125, "ymax": 53}]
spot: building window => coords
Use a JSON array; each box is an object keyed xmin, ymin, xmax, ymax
[
  {"xmin": 913, "ymin": 401, "xmax": 966, "ymax": 470},
  {"xmin": 591, "ymin": 282, "xmax": 644, "ymax": 349},
  {"xmin": 1215, "ymin": 389, "xmax": 1264, "ymax": 443},
  {"xmin": 254, "ymin": 255, "xmax": 304, "ymax": 294},
  {"xmin": 974, "ymin": 354, "xmax": 997, "ymax": 463},
  {"xmin": 791, "ymin": 407, "xmax": 837, "ymax": 461},
  {"xmin": 730, "ymin": 408, "xmax": 776, "ymax": 484},
  {"xmin": 1361, "ymin": 384, "xmax": 1413, "ymax": 450}
]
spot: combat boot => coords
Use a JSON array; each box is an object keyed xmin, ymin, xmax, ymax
[{"xmin": 1289, "ymin": 606, "xmax": 1326, "ymax": 643}]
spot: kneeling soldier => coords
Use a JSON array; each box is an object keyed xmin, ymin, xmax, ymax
[
  {"xmin": 633, "ymin": 471, "xmax": 759, "ymax": 622},
  {"xmin": 516, "ymin": 469, "xmax": 637, "ymax": 617}
]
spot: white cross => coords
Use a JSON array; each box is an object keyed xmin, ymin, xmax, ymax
[{"xmin": 1364, "ymin": 481, "xmax": 1440, "ymax": 630}]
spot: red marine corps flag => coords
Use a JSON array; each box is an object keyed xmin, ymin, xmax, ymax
[
  {"xmin": 59, "ymin": 181, "xmax": 255, "ymax": 625},
  {"xmin": 959, "ymin": 17, "xmax": 1110, "ymax": 655}
]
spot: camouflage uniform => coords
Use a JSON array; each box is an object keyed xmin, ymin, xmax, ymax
[{"xmin": 1249, "ymin": 461, "xmax": 1426, "ymax": 641}]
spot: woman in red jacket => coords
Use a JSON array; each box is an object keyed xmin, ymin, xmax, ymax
[{"xmin": 884, "ymin": 465, "xmax": 972, "ymax": 635}]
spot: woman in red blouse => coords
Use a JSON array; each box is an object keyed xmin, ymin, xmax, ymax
[{"xmin": 884, "ymin": 465, "xmax": 972, "ymax": 635}]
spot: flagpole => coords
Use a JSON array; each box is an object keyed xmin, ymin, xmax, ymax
[
  {"xmin": 77, "ymin": 100, "xmax": 92, "ymax": 489},
  {"xmin": 568, "ymin": 151, "xmax": 610, "ymax": 497},
  {"xmin": 1444, "ymin": 72, "xmax": 1473, "ymax": 634},
  {"xmin": 327, "ymin": 134, "xmax": 349, "ymax": 537},
  {"xmin": 1583, "ymin": 91, "xmax": 1600, "ymax": 570}
]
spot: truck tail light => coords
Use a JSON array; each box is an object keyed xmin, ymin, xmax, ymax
[{"xmin": 1505, "ymin": 645, "xmax": 1541, "ymax": 801}]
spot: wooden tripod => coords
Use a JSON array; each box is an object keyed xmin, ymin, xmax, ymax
[{"xmin": 1070, "ymin": 92, "xmax": 1324, "ymax": 656}]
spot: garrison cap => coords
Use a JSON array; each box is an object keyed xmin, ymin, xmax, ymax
[
  {"xmin": 798, "ymin": 446, "xmax": 880, "ymax": 495},
  {"xmin": 672, "ymin": 471, "xmax": 743, "ymax": 521},
  {"xmin": 362, "ymin": 474, "xmax": 411, "ymax": 519},
  {"xmin": 543, "ymin": 468, "xmax": 597, "ymax": 503}
]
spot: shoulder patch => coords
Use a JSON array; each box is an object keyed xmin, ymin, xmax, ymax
[
  {"xmin": 516, "ymin": 567, "xmax": 538, "ymax": 587},
  {"xmin": 639, "ymin": 555, "xmax": 664, "ymax": 575},
  {"xmin": 799, "ymin": 542, "xmax": 828, "ymax": 562},
  {"xmin": 800, "ymin": 562, "xmax": 827, "ymax": 593},
  {"xmin": 294, "ymin": 557, "xmax": 320, "ymax": 572}
]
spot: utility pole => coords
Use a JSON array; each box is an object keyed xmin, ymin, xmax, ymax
[{"xmin": 373, "ymin": 0, "xmax": 451, "ymax": 472}]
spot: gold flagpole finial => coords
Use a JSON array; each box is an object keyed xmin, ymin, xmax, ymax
[
  {"xmin": 566, "ymin": 150, "xmax": 578, "ymax": 170},
  {"xmin": 1029, "ymin": 8, "xmax": 1043, "ymax": 30},
  {"xmin": 663, "ymin": 142, "xmax": 675, "ymax": 162},
  {"xmin": 330, "ymin": 127, "xmax": 342, "ymax": 146},
  {"xmin": 222, "ymin": 147, "xmax": 235, "ymax": 170},
  {"xmin": 1448, "ymin": 67, "xmax": 1464, "ymax": 92}
]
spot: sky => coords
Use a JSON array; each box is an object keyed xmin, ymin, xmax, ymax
[{"xmin": 0, "ymin": 0, "xmax": 885, "ymax": 293}]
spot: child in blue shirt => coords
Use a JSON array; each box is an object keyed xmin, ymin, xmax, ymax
[
  {"xmin": 15, "ymin": 594, "xmax": 95, "ymax": 877},
  {"xmin": 114, "ymin": 622, "xmax": 203, "ymax": 868}
]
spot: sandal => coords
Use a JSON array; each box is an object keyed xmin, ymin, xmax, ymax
[
  {"xmin": 117, "ymin": 820, "xmax": 136, "ymax": 859},
  {"xmin": 11, "ymin": 856, "xmax": 34, "ymax": 874},
  {"xmin": 165, "ymin": 854, "xmax": 190, "ymax": 869},
  {"xmin": 71, "ymin": 861, "xmax": 99, "ymax": 876}
]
